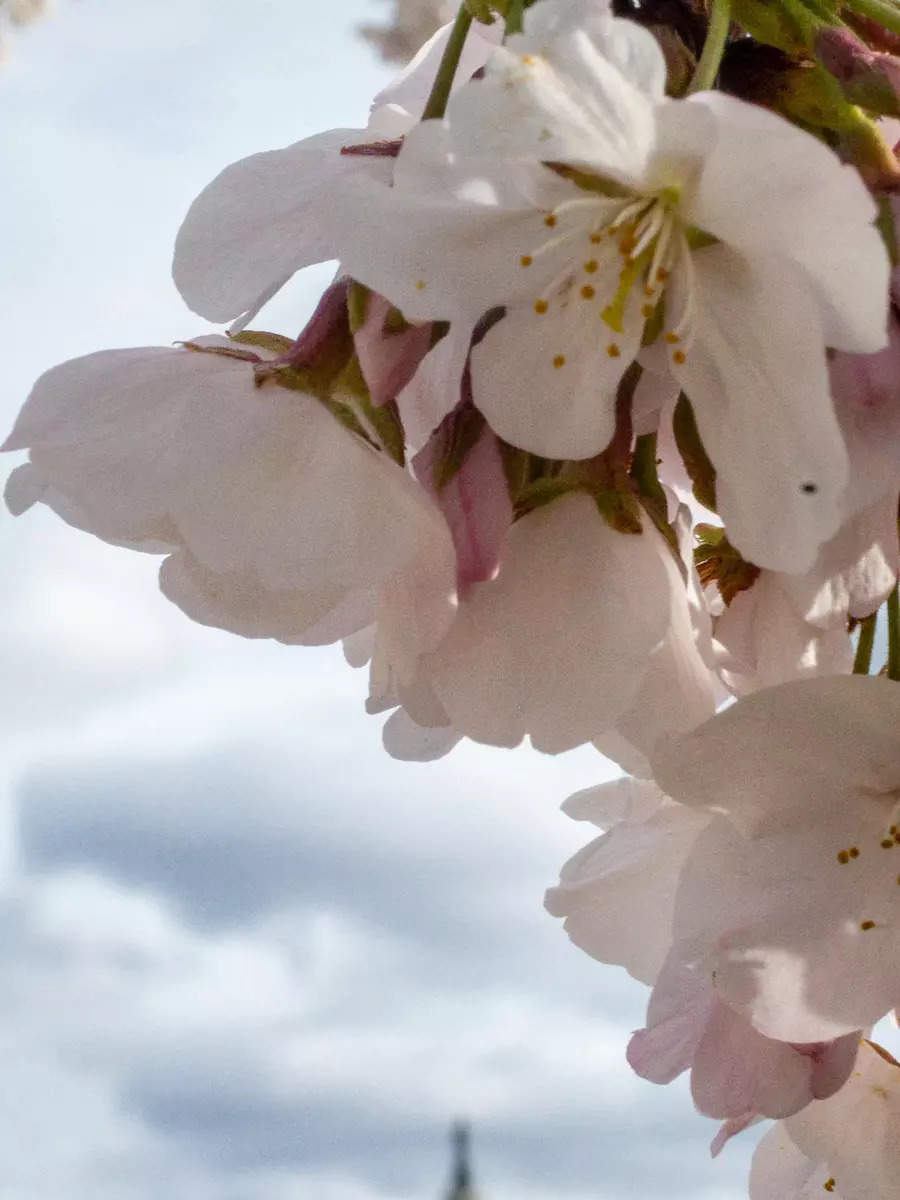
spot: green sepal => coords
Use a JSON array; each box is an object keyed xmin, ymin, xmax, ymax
[
  {"xmin": 673, "ymin": 393, "xmax": 718, "ymax": 512},
  {"xmin": 383, "ymin": 306, "xmax": 411, "ymax": 335},
  {"xmin": 347, "ymin": 282, "xmax": 370, "ymax": 334},
  {"xmin": 595, "ymin": 489, "xmax": 644, "ymax": 535},
  {"xmin": 360, "ymin": 395, "xmax": 406, "ymax": 466},
  {"xmin": 694, "ymin": 524, "xmax": 761, "ymax": 604},
  {"xmin": 179, "ymin": 340, "xmax": 261, "ymax": 364},
  {"xmin": 254, "ymin": 320, "xmax": 355, "ymax": 400},
  {"xmin": 513, "ymin": 475, "xmax": 577, "ymax": 518},
  {"xmin": 230, "ymin": 329, "xmax": 296, "ymax": 355}
]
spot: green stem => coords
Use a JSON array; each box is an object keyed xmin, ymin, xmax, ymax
[
  {"xmin": 422, "ymin": 5, "xmax": 473, "ymax": 121},
  {"xmin": 631, "ymin": 433, "xmax": 665, "ymax": 507},
  {"xmin": 853, "ymin": 612, "xmax": 877, "ymax": 675},
  {"xmin": 844, "ymin": 0, "xmax": 900, "ymax": 38},
  {"xmin": 888, "ymin": 584, "xmax": 900, "ymax": 681},
  {"xmin": 688, "ymin": 0, "xmax": 732, "ymax": 94},
  {"xmin": 505, "ymin": 0, "xmax": 525, "ymax": 35}
]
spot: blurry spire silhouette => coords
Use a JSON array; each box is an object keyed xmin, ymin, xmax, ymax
[{"xmin": 445, "ymin": 1121, "xmax": 479, "ymax": 1200}]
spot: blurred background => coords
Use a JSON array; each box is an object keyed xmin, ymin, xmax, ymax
[{"xmin": 1, "ymin": 2, "xmax": 760, "ymax": 1196}]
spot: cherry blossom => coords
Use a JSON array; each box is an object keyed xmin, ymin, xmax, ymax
[
  {"xmin": 547, "ymin": 772, "xmax": 859, "ymax": 1125},
  {"xmin": 651, "ymin": 676, "xmax": 900, "ymax": 1044},
  {"xmin": 2, "ymin": 340, "xmax": 457, "ymax": 671},
  {"xmin": 331, "ymin": 0, "xmax": 888, "ymax": 573}
]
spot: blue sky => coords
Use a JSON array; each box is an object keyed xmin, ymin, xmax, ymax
[{"xmin": 0, "ymin": 2, "xmax": 762, "ymax": 1196}]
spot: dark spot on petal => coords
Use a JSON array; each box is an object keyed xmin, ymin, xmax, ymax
[{"xmin": 801, "ymin": 482, "xmax": 817, "ymax": 494}]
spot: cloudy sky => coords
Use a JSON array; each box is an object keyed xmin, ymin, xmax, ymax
[{"xmin": 0, "ymin": 2, "xmax": 770, "ymax": 1197}]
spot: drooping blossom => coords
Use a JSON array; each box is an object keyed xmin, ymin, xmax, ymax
[
  {"xmin": 2, "ymin": 339, "xmax": 457, "ymax": 679},
  {"xmin": 374, "ymin": 490, "xmax": 718, "ymax": 755},
  {"xmin": 330, "ymin": 0, "xmax": 888, "ymax": 573}
]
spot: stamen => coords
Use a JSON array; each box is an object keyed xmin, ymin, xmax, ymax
[
  {"xmin": 534, "ymin": 299, "xmax": 548, "ymax": 314},
  {"xmin": 606, "ymin": 344, "xmax": 621, "ymax": 357},
  {"xmin": 629, "ymin": 202, "xmax": 666, "ymax": 261},
  {"xmin": 520, "ymin": 255, "xmax": 533, "ymax": 267},
  {"xmin": 581, "ymin": 285, "xmax": 595, "ymax": 299},
  {"xmin": 544, "ymin": 214, "xmax": 557, "ymax": 228},
  {"xmin": 552, "ymin": 354, "xmax": 566, "ymax": 368}
]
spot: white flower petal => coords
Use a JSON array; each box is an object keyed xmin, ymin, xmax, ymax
[
  {"xmin": 682, "ymin": 246, "xmax": 847, "ymax": 573},
  {"xmin": 750, "ymin": 1124, "xmax": 837, "ymax": 1200},
  {"xmin": 470, "ymin": 267, "xmax": 643, "ymax": 458},
  {"xmin": 6, "ymin": 345, "xmax": 457, "ymax": 646},
  {"xmin": 428, "ymin": 492, "xmax": 672, "ymax": 753},
  {"xmin": 172, "ymin": 128, "xmax": 396, "ymax": 324},
  {"xmin": 684, "ymin": 90, "xmax": 888, "ymax": 353}
]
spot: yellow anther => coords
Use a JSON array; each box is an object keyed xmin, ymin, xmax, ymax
[
  {"xmin": 581, "ymin": 285, "xmax": 595, "ymax": 300},
  {"xmin": 837, "ymin": 850, "xmax": 850, "ymax": 864},
  {"xmin": 534, "ymin": 299, "xmax": 548, "ymax": 314},
  {"xmin": 590, "ymin": 233, "xmax": 603, "ymax": 244},
  {"xmin": 860, "ymin": 920, "xmax": 876, "ymax": 931},
  {"xmin": 643, "ymin": 284, "xmax": 656, "ymax": 297},
  {"xmin": 673, "ymin": 349, "xmax": 686, "ymax": 365},
  {"xmin": 415, "ymin": 280, "xmax": 426, "ymax": 290},
  {"xmin": 656, "ymin": 267, "xmax": 670, "ymax": 282},
  {"xmin": 881, "ymin": 838, "xmax": 894, "ymax": 849},
  {"xmin": 544, "ymin": 214, "xmax": 557, "ymax": 228},
  {"xmin": 520, "ymin": 254, "xmax": 533, "ymax": 267},
  {"xmin": 607, "ymin": 344, "xmax": 621, "ymax": 358},
  {"xmin": 894, "ymin": 832, "xmax": 900, "ymax": 844},
  {"xmin": 618, "ymin": 227, "xmax": 637, "ymax": 253},
  {"xmin": 553, "ymin": 354, "xmax": 566, "ymax": 368},
  {"xmin": 824, "ymin": 1181, "xmax": 835, "ymax": 1193},
  {"xmin": 522, "ymin": 54, "xmax": 536, "ymax": 65},
  {"xmin": 664, "ymin": 332, "xmax": 681, "ymax": 344},
  {"xmin": 584, "ymin": 259, "xmax": 598, "ymax": 273},
  {"xmin": 850, "ymin": 846, "xmax": 860, "ymax": 858},
  {"xmin": 891, "ymin": 825, "xmax": 897, "ymax": 835}
]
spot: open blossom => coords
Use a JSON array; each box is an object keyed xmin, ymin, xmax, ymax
[
  {"xmin": 546, "ymin": 774, "xmax": 859, "ymax": 1127},
  {"xmin": 332, "ymin": 0, "xmax": 888, "ymax": 573},
  {"xmin": 650, "ymin": 675, "xmax": 900, "ymax": 1045},
  {"xmin": 2, "ymin": 340, "xmax": 457, "ymax": 675},
  {"xmin": 750, "ymin": 1040, "xmax": 900, "ymax": 1200}
]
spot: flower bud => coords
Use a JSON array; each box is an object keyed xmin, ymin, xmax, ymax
[{"xmin": 817, "ymin": 26, "xmax": 900, "ymax": 116}]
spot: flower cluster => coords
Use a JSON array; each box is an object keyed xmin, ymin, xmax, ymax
[{"xmin": 5, "ymin": 0, "xmax": 900, "ymax": 1192}]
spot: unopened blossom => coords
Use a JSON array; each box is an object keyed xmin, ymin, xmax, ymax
[
  {"xmin": 750, "ymin": 1040, "xmax": 900, "ymax": 1200},
  {"xmin": 2, "ymin": 340, "xmax": 457, "ymax": 674},
  {"xmin": 332, "ymin": 0, "xmax": 888, "ymax": 573},
  {"xmin": 650, "ymin": 675, "xmax": 900, "ymax": 1044}
]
